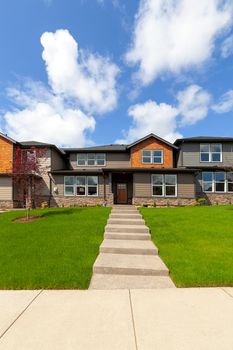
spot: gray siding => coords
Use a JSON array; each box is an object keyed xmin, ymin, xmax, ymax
[
  {"xmin": 51, "ymin": 149, "xmax": 66, "ymax": 170},
  {"xmin": 133, "ymin": 172, "xmax": 195, "ymax": 198},
  {"xmin": 69, "ymin": 152, "xmax": 131, "ymax": 169},
  {"xmin": 0, "ymin": 177, "xmax": 12, "ymax": 200},
  {"xmin": 37, "ymin": 149, "xmax": 51, "ymax": 196},
  {"xmin": 178, "ymin": 143, "xmax": 233, "ymax": 167},
  {"xmin": 51, "ymin": 174, "xmax": 108, "ymax": 198}
]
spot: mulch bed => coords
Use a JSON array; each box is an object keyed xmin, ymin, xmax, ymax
[{"xmin": 13, "ymin": 216, "xmax": 41, "ymax": 223}]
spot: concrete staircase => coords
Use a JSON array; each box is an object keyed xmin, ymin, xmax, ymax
[{"xmin": 89, "ymin": 205, "xmax": 175, "ymax": 289}]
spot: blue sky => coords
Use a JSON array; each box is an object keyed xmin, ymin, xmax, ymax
[{"xmin": 0, "ymin": 0, "xmax": 233, "ymax": 146}]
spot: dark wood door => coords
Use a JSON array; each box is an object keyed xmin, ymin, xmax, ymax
[{"xmin": 116, "ymin": 183, "xmax": 128, "ymax": 204}]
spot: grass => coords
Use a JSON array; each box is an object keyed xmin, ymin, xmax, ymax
[
  {"xmin": 0, "ymin": 207, "xmax": 110, "ymax": 289},
  {"xmin": 140, "ymin": 205, "xmax": 233, "ymax": 287}
]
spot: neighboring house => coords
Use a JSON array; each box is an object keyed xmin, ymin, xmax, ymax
[
  {"xmin": 0, "ymin": 132, "xmax": 16, "ymax": 208},
  {"xmin": 0, "ymin": 133, "xmax": 232, "ymax": 208}
]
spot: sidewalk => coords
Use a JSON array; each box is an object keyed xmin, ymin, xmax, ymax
[{"xmin": 0, "ymin": 288, "xmax": 233, "ymax": 349}]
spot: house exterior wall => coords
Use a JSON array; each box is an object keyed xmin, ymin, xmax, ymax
[
  {"xmin": 130, "ymin": 136, "xmax": 174, "ymax": 168},
  {"xmin": 133, "ymin": 172, "xmax": 195, "ymax": 206},
  {"xmin": 0, "ymin": 136, "xmax": 13, "ymax": 173},
  {"xmin": 0, "ymin": 177, "xmax": 13, "ymax": 208},
  {"xmin": 51, "ymin": 149, "xmax": 66, "ymax": 170},
  {"xmin": 69, "ymin": 152, "xmax": 131, "ymax": 169},
  {"xmin": 178, "ymin": 142, "xmax": 233, "ymax": 167}
]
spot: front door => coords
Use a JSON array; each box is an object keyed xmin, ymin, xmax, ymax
[{"xmin": 116, "ymin": 183, "xmax": 128, "ymax": 204}]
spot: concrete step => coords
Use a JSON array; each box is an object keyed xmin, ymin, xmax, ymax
[
  {"xmin": 93, "ymin": 253, "xmax": 169, "ymax": 276},
  {"xmin": 105, "ymin": 224, "xmax": 149, "ymax": 233},
  {"xmin": 104, "ymin": 232, "xmax": 151, "ymax": 240},
  {"xmin": 110, "ymin": 213, "xmax": 142, "ymax": 219},
  {"xmin": 100, "ymin": 239, "xmax": 158, "ymax": 255},
  {"xmin": 89, "ymin": 274, "xmax": 175, "ymax": 289},
  {"xmin": 111, "ymin": 210, "xmax": 139, "ymax": 215},
  {"xmin": 107, "ymin": 218, "xmax": 145, "ymax": 226},
  {"xmin": 112, "ymin": 205, "xmax": 136, "ymax": 209}
]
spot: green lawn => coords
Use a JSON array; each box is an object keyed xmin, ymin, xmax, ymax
[
  {"xmin": 140, "ymin": 205, "xmax": 233, "ymax": 287},
  {"xmin": 0, "ymin": 207, "xmax": 110, "ymax": 289}
]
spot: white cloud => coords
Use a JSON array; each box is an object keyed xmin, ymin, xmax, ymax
[
  {"xmin": 116, "ymin": 100, "xmax": 181, "ymax": 144},
  {"xmin": 221, "ymin": 34, "xmax": 233, "ymax": 57},
  {"xmin": 177, "ymin": 84, "xmax": 211, "ymax": 125},
  {"xmin": 212, "ymin": 89, "xmax": 233, "ymax": 113},
  {"xmin": 2, "ymin": 81, "xmax": 95, "ymax": 147},
  {"xmin": 41, "ymin": 29, "xmax": 119, "ymax": 114},
  {"xmin": 117, "ymin": 84, "xmax": 213, "ymax": 144},
  {"xmin": 125, "ymin": 0, "xmax": 233, "ymax": 85}
]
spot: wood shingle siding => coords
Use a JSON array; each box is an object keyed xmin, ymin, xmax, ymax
[
  {"xmin": 130, "ymin": 136, "xmax": 174, "ymax": 168},
  {"xmin": 0, "ymin": 177, "xmax": 12, "ymax": 200},
  {"xmin": 0, "ymin": 136, "xmax": 13, "ymax": 173}
]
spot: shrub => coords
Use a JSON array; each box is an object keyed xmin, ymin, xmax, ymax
[
  {"xmin": 197, "ymin": 198, "xmax": 207, "ymax": 206},
  {"xmin": 41, "ymin": 201, "xmax": 48, "ymax": 209}
]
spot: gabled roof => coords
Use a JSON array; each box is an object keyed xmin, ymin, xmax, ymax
[
  {"xmin": 62, "ymin": 144, "xmax": 127, "ymax": 153},
  {"xmin": 174, "ymin": 136, "xmax": 233, "ymax": 145},
  {"xmin": 0, "ymin": 132, "xmax": 17, "ymax": 144},
  {"xmin": 20, "ymin": 141, "xmax": 65, "ymax": 155},
  {"xmin": 127, "ymin": 133, "xmax": 179, "ymax": 150}
]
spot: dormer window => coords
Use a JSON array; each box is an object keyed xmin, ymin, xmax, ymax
[
  {"xmin": 200, "ymin": 144, "xmax": 222, "ymax": 162},
  {"xmin": 142, "ymin": 150, "xmax": 163, "ymax": 164},
  {"xmin": 77, "ymin": 153, "xmax": 106, "ymax": 166}
]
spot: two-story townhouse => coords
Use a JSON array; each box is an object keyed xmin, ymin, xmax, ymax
[
  {"xmin": 50, "ymin": 134, "xmax": 197, "ymax": 207},
  {"xmin": 0, "ymin": 132, "xmax": 17, "ymax": 208},
  {"xmin": 174, "ymin": 136, "xmax": 233, "ymax": 205}
]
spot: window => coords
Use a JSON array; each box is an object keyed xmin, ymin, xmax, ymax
[
  {"xmin": 142, "ymin": 150, "xmax": 163, "ymax": 164},
  {"xmin": 200, "ymin": 144, "xmax": 222, "ymax": 162},
  {"xmin": 202, "ymin": 172, "xmax": 213, "ymax": 192},
  {"xmin": 87, "ymin": 176, "xmax": 98, "ymax": 196},
  {"xmin": 165, "ymin": 175, "xmax": 177, "ymax": 196},
  {"xmin": 64, "ymin": 176, "xmax": 98, "ymax": 196},
  {"xmin": 215, "ymin": 172, "xmax": 225, "ymax": 192},
  {"xmin": 152, "ymin": 174, "xmax": 177, "ymax": 197},
  {"xmin": 227, "ymin": 172, "xmax": 233, "ymax": 192},
  {"xmin": 76, "ymin": 176, "xmax": 86, "ymax": 196},
  {"xmin": 77, "ymin": 153, "xmax": 106, "ymax": 166},
  {"xmin": 64, "ymin": 176, "xmax": 75, "ymax": 196}
]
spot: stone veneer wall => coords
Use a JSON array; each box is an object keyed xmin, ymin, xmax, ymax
[
  {"xmin": 50, "ymin": 193, "xmax": 114, "ymax": 207},
  {"xmin": 133, "ymin": 197, "xmax": 195, "ymax": 206},
  {"xmin": 197, "ymin": 193, "xmax": 233, "ymax": 205},
  {"xmin": 0, "ymin": 200, "xmax": 13, "ymax": 209}
]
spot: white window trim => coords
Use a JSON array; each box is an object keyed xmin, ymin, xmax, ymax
[
  {"xmin": 200, "ymin": 143, "xmax": 222, "ymax": 163},
  {"xmin": 151, "ymin": 174, "xmax": 177, "ymax": 198},
  {"xmin": 64, "ymin": 176, "xmax": 75, "ymax": 197},
  {"xmin": 142, "ymin": 150, "xmax": 164, "ymax": 165},
  {"xmin": 214, "ymin": 172, "xmax": 226, "ymax": 193},
  {"xmin": 227, "ymin": 172, "xmax": 233, "ymax": 192},
  {"xmin": 202, "ymin": 171, "xmax": 231, "ymax": 193},
  {"xmin": 77, "ymin": 153, "xmax": 106, "ymax": 167},
  {"xmin": 64, "ymin": 176, "xmax": 98, "ymax": 196}
]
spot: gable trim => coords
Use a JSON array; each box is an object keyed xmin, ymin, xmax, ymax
[{"xmin": 127, "ymin": 133, "xmax": 178, "ymax": 150}]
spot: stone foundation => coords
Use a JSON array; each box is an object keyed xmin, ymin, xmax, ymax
[
  {"xmin": 132, "ymin": 197, "xmax": 195, "ymax": 207},
  {"xmin": 197, "ymin": 193, "xmax": 233, "ymax": 205},
  {"xmin": 51, "ymin": 193, "xmax": 114, "ymax": 208},
  {"xmin": 0, "ymin": 200, "xmax": 14, "ymax": 209}
]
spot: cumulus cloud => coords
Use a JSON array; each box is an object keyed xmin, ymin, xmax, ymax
[
  {"xmin": 221, "ymin": 34, "xmax": 233, "ymax": 57},
  {"xmin": 177, "ymin": 85, "xmax": 211, "ymax": 126},
  {"xmin": 117, "ymin": 85, "xmax": 212, "ymax": 144},
  {"xmin": 2, "ymin": 81, "xmax": 95, "ymax": 147},
  {"xmin": 41, "ymin": 29, "xmax": 119, "ymax": 114},
  {"xmin": 212, "ymin": 89, "xmax": 233, "ymax": 113},
  {"xmin": 125, "ymin": 0, "xmax": 233, "ymax": 85},
  {"xmin": 116, "ymin": 100, "xmax": 181, "ymax": 144}
]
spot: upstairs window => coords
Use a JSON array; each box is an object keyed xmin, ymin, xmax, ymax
[
  {"xmin": 77, "ymin": 153, "xmax": 106, "ymax": 166},
  {"xmin": 142, "ymin": 150, "xmax": 163, "ymax": 164},
  {"xmin": 200, "ymin": 144, "xmax": 222, "ymax": 162}
]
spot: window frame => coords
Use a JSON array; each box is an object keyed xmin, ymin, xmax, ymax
[
  {"xmin": 87, "ymin": 176, "xmax": 98, "ymax": 197},
  {"xmin": 142, "ymin": 150, "xmax": 164, "ymax": 165},
  {"xmin": 151, "ymin": 174, "xmax": 177, "ymax": 198},
  {"xmin": 76, "ymin": 176, "xmax": 86, "ymax": 196},
  {"xmin": 227, "ymin": 172, "xmax": 233, "ymax": 193},
  {"xmin": 214, "ymin": 172, "xmax": 226, "ymax": 193},
  {"xmin": 64, "ymin": 176, "xmax": 75, "ymax": 197},
  {"xmin": 77, "ymin": 153, "xmax": 106, "ymax": 167},
  {"xmin": 200, "ymin": 143, "xmax": 222, "ymax": 163}
]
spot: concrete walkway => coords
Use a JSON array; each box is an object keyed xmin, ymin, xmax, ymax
[
  {"xmin": 90, "ymin": 205, "xmax": 175, "ymax": 289},
  {"xmin": 1, "ymin": 288, "xmax": 233, "ymax": 349}
]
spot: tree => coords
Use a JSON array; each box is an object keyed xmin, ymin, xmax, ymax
[{"xmin": 13, "ymin": 146, "xmax": 48, "ymax": 219}]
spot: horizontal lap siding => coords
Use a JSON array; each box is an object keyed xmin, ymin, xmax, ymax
[
  {"xmin": 134, "ymin": 173, "xmax": 195, "ymax": 198},
  {"xmin": 179, "ymin": 143, "xmax": 233, "ymax": 167},
  {"xmin": 52, "ymin": 174, "xmax": 107, "ymax": 197},
  {"xmin": 0, "ymin": 177, "xmax": 12, "ymax": 200}
]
